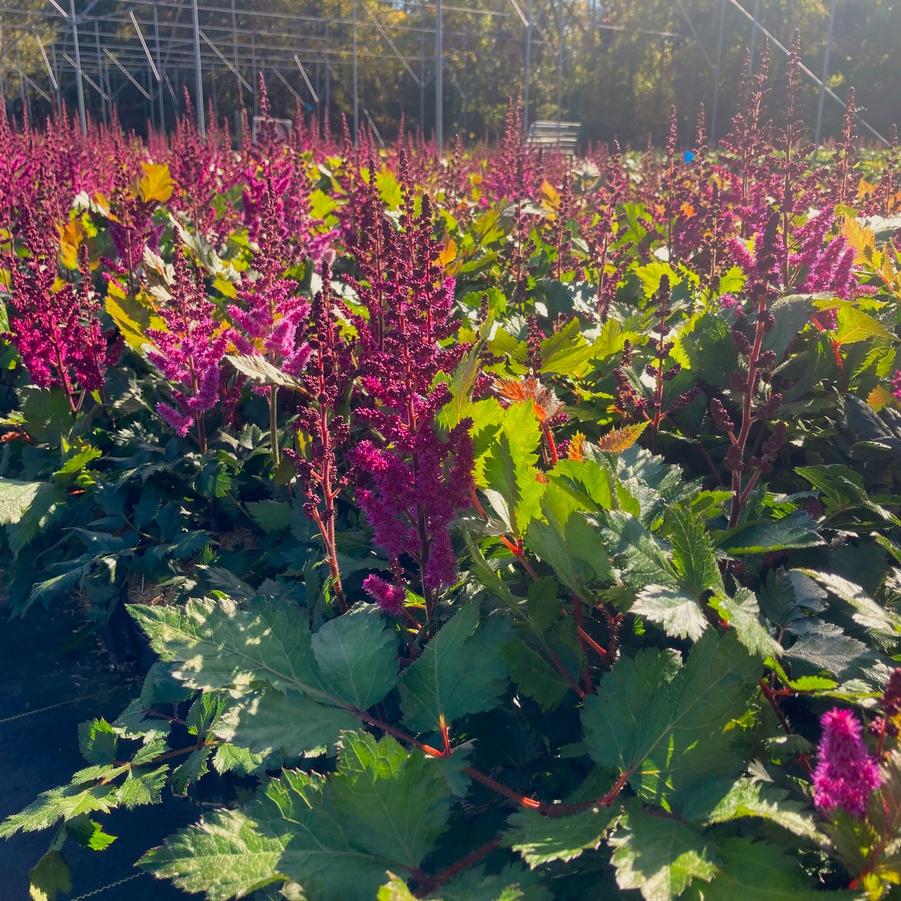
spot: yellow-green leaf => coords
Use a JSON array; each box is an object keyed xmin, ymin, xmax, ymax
[{"xmin": 139, "ymin": 162, "xmax": 173, "ymax": 204}]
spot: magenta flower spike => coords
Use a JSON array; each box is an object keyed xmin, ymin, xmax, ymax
[
  {"xmin": 812, "ymin": 707, "xmax": 882, "ymax": 818},
  {"xmin": 146, "ymin": 243, "xmax": 230, "ymax": 450}
]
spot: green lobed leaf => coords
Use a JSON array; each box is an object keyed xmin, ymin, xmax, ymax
[
  {"xmin": 504, "ymin": 806, "xmax": 620, "ymax": 867},
  {"xmin": 139, "ymin": 809, "xmax": 288, "ymax": 900},
  {"xmin": 116, "ymin": 766, "xmax": 169, "ymax": 809},
  {"xmin": 609, "ymin": 801, "xmax": 719, "ymax": 901},
  {"xmin": 437, "ymin": 340, "xmax": 486, "ymax": 431},
  {"xmin": 400, "ymin": 603, "xmax": 510, "ymax": 732},
  {"xmin": 77, "ymin": 719, "xmax": 118, "ymax": 766},
  {"xmin": 784, "ymin": 620, "xmax": 871, "ymax": 678},
  {"xmin": 539, "ymin": 317, "xmax": 595, "ymax": 376},
  {"xmin": 719, "ymin": 512, "xmax": 822, "ymax": 555},
  {"xmin": 127, "ymin": 596, "xmax": 331, "ymax": 700},
  {"xmin": 0, "ymin": 783, "xmax": 117, "ymax": 839},
  {"xmin": 28, "ymin": 850, "xmax": 71, "ymax": 901},
  {"xmin": 709, "ymin": 588, "xmax": 782, "ymax": 658},
  {"xmin": 582, "ymin": 632, "xmax": 760, "ymax": 810},
  {"xmin": 631, "ymin": 585, "xmax": 708, "ymax": 641},
  {"xmin": 214, "ymin": 689, "xmax": 357, "ymax": 758},
  {"xmin": 664, "ymin": 504, "xmax": 724, "ymax": 595},
  {"xmin": 500, "ymin": 639, "xmax": 571, "ymax": 711},
  {"xmin": 684, "ymin": 777, "xmax": 822, "ymax": 843},
  {"xmin": 481, "ymin": 402, "xmax": 545, "ymax": 534},
  {"xmin": 246, "ymin": 500, "xmax": 294, "ymax": 533},
  {"xmin": 226, "ymin": 354, "xmax": 305, "ymax": 390},
  {"xmin": 0, "ymin": 478, "xmax": 45, "ymax": 526},
  {"xmin": 682, "ymin": 837, "xmax": 824, "ymax": 900},
  {"xmin": 795, "ymin": 569, "xmax": 901, "ymax": 637},
  {"xmin": 331, "ymin": 732, "xmax": 451, "ymax": 870},
  {"xmin": 65, "ymin": 816, "xmax": 117, "ymax": 851},
  {"xmin": 311, "ymin": 608, "xmax": 399, "ymax": 710},
  {"xmin": 525, "ymin": 484, "xmax": 610, "ymax": 595},
  {"xmin": 764, "ymin": 294, "xmax": 816, "ymax": 361}
]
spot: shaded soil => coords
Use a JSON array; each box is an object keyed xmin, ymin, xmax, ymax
[{"xmin": 0, "ymin": 599, "xmax": 195, "ymax": 900}]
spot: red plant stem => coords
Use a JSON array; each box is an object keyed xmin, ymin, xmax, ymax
[
  {"xmin": 468, "ymin": 483, "xmax": 491, "ymax": 521},
  {"xmin": 358, "ymin": 711, "xmax": 446, "ymax": 758},
  {"xmin": 728, "ymin": 285, "xmax": 769, "ymax": 528},
  {"xmin": 356, "ymin": 710, "xmax": 631, "ymax": 817},
  {"xmin": 414, "ymin": 837, "xmax": 501, "ymax": 897},
  {"xmin": 572, "ymin": 595, "xmax": 594, "ymax": 693},
  {"xmin": 595, "ymin": 231, "xmax": 610, "ymax": 321},
  {"xmin": 469, "ymin": 484, "xmax": 540, "ymax": 580},
  {"xmin": 598, "ymin": 603, "xmax": 623, "ymax": 661},
  {"xmin": 466, "ymin": 489, "xmax": 582, "ymax": 697},
  {"xmin": 541, "ymin": 770, "xmax": 630, "ymax": 818},
  {"xmin": 543, "ymin": 643, "xmax": 587, "ymax": 700},
  {"xmin": 515, "ymin": 547, "xmax": 540, "ymax": 581},
  {"xmin": 542, "ymin": 421, "xmax": 560, "ymax": 466},
  {"xmin": 465, "ymin": 767, "xmax": 542, "ymax": 809},
  {"xmin": 308, "ymin": 387, "xmax": 347, "ymax": 612},
  {"xmin": 577, "ymin": 625, "xmax": 613, "ymax": 665},
  {"xmin": 309, "ymin": 505, "xmax": 348, "ymax": 614}
]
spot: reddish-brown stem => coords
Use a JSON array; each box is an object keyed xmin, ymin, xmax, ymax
[
  {"xmin": 439, "ymin": 717, "xmax": 452, "ymax": 757},
  {"xmin": 309, "ymin": 506, "xmax": 348, "ymax": 613},
  {"xmin": 414, "ymin": 837, "xmax": 501, "ymax": 897},
  {"xmin": 542, "ymin": 421, "xmax": 560, "ymax": 466},
  {"xmin": 728, "ymin": 286, "xmax": 769, "ymax": 528},
  {"xmin": 543, "ymin": 643, "xmax": 587, "ymax": 700},
  {"xmin": 465, "ymin": 767, "xmax": 542, "ymax": 810},
  {"xmin": 541, "ymin": 770, "xmax": 630, "ymax": 817},
  {"xmin": 470, "ymin": 485, "xmax": 540, "ymax": 580},
  {"xmin": 577, "ymin": 625, "xmax": 613, "ymax": 665},
  {"xmin": 572, "ymin": 596, "xmax": 594, "ymax": 693},
  {"xmin": 358, "ymin": 711, "xmax": 446, "ymax": 759}
]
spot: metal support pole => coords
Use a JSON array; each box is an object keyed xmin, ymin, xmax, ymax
[
  {"xmin": 352, "ymin": 1, "xmax": 359, "ymax": 144},
  {"xmin": 814, "ymin": 0, "xmax": 838, "ymax": 147},
  {"xmin": 191, "ymin": 0, "xmax": 205, "ymax": 136},
  {"xmin": 93, "ymin": 20, "xmax": 106, "ymax": 124},
  {"xmin": 19, "ymin": 71, "xmax": 27, "ymax": 124},
  {"xmin": 69, "ymin": 0, "xmax": 87, "ymax": 133},
  {"xmin": 524, "ymin": 0, "xmax": 532, "ymax": 134},
  {"xmin": 748, "ymin": 0, "xmax": 760, "ymax": 74},
  {"xmin": 419, "ymin": 22, "xmax": 425, "ymax": 137},
  {"xmin": 229, "ymin": 0, "xmax": 240, "ymax": 102},
  {"xmin": 51, "ymin": 42, "xmax": 62, "ymax": 113},
  {"xmin": 710, "ymin": 0, "xmax": 726, "ymax": 144},
  {"xmin": 153, "ymin": 3, "xmax": 164, "ymax": 132},
  {"xmin": 146, "ymin": 66, "xmax": 154, "ymax": 129},
  {"xmin": 103, "ymin": 57, "xmax": 112, "ymax": 120},
  {"xmin": 251, "ymin": 34, "xmax": 257, "ymax": 117},
  {"xmin": 555, "ymin": 0, "xmax": 563, "ymax": 137},
  {"xmin": 324, "ymin": 20, "xmax": 330, "ymax": 119},
  {"xmin": 435, "ymin": 0, "xmax": 443, "ymax": 156}
]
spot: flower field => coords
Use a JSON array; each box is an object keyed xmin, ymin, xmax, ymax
[{"xmin": 1, "ymin": 53, "xmax": 901, "ymax": 901}]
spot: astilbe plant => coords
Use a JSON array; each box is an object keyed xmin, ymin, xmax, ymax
[
  {"xmin": 146, "ymin": 243, "xmax": 230, "ymax": 451},
  {"xmin": 2, "ymin": 60, "xmax": 901, "ymax": 901},
  {"xmin": 715, "ymin": 214, "xmax": 787, "ymax": 525},
  {"xmin": 613, "ymin": 276, "xmax": 700, "ymax": 448},
  {"xmin": 229, "ymin": 180, "xmax": 312, "ymax": 465},
  {"xmin": 285, "ymin": 263, "xmax": 352, "ymax": 611},
  {"xmin": 720, "ymin": 46, "xmax": 773, "ymax": 238},
  {"xmin": 6, "ymin": 227, "xmax": 112, "ymax": 413},
  {"xmin": 348, "ymin": 157, "xmax": 473, "ymax": 617},
  {"xmin": 813, "ymin": 708, "xmax": 882, "ymax": 818}
]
